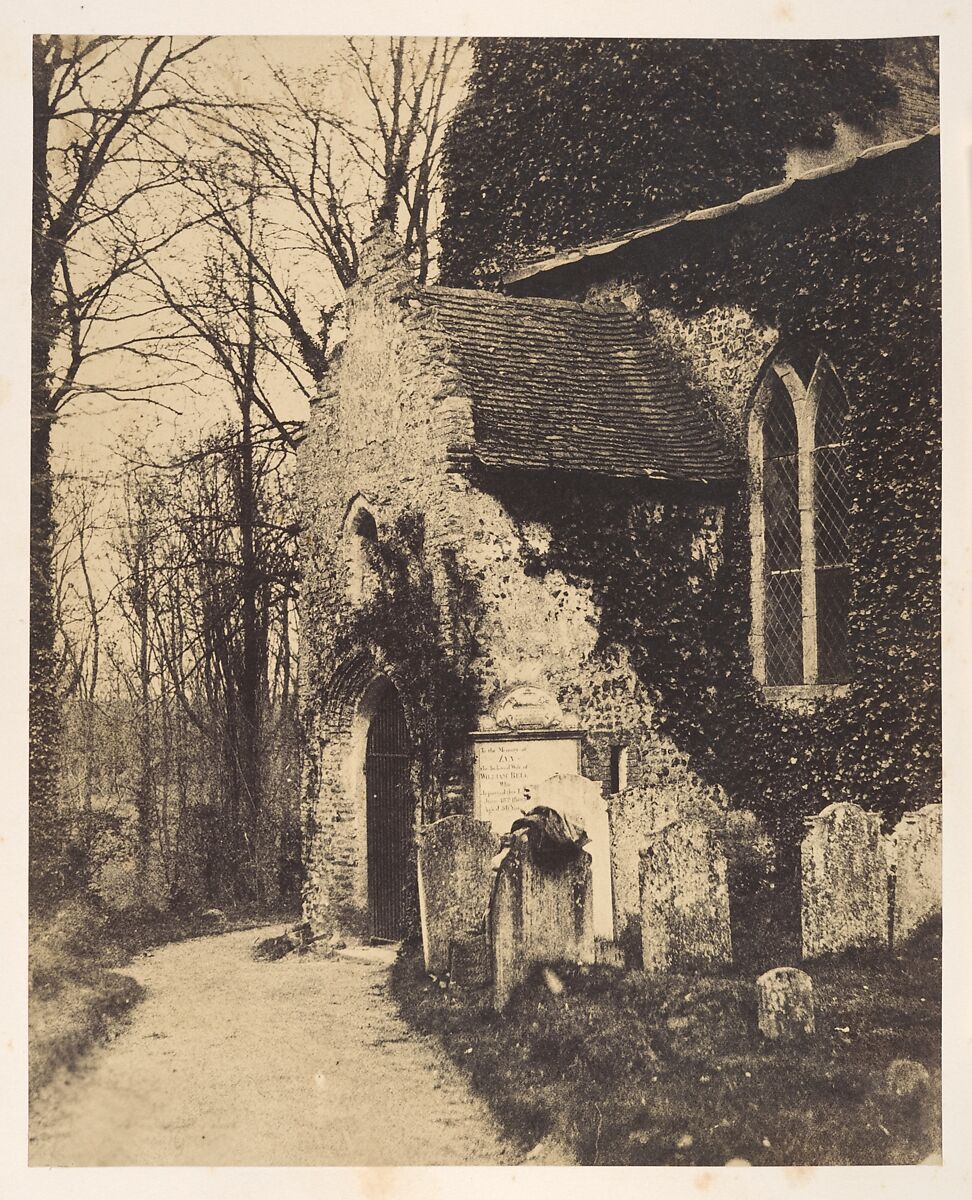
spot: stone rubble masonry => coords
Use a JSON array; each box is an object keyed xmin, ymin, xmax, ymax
[
  {"xmin": 891, "ymin": 802, "xmax": 942, "ymax": 946},
  {"xmin": 417, "ymin": 814, "xmax": 499, "ymax": 976},
  {"xmin": 489, "ymin": 832, "xmax": 595, "ymax": 1010},
  {"xmin": 639, "ymin": 817, "xmax": 732, "ymax": 973},
  {"xmin": 528, "ymin": 773, "xmax": 613, "ymax": 941},
  {"xmin": 801, "ymin": 801, "xmax": 889, "ymax": 959},
  {"xmin": 642, "ymin": 304, "xmax": 777, "ymax": 447},
  {"xmin": 756, "ymin": 967, "xmax": 815, "ymax": 1040},
  {"xmin": 297, "ymin": 227, "xmax": 727, "ymax": 939}
]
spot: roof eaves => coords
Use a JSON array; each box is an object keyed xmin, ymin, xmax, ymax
[
  {"xmin": 503, "ymin": 126, "xmax": 940, "ymax": 286},
  {"xmin": 469, "ymin": 449, "xmax": 740, "ymax": 484},
  {"xmin": 423, "ymin": 284, "xmax": 610, "ymax": 314}
]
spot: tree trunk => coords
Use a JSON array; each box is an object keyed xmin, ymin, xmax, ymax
[{"xmin": 30, "ymin": 40, "xmax": 64, "ymax": 910}]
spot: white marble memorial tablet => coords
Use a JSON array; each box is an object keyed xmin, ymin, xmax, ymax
[{"xmin": 472, "ymin": 733, "xmax": 581, "ymax": 834}]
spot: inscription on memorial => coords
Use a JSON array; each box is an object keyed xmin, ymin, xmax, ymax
[{"xmin": 473, "ymin": 736, "xmax": 580, "ymax": 834}]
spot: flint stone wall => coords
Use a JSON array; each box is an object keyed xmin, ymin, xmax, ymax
[
  {"xmin": 489, "ymin": 832, "xmax": 594, "ymax": 1009},
  {"xmin": 639, "ymin": 817, "xmax": 732, "ymax": 973},
  {"xmin": 892, "ymin": 803, "xmax": 942, "ymax": 945},
  {"xmin": 296, "ymin": 234, "xmax": 723, "ymax": 939},
  {"xmin": 801, "ymin": 801, "xmax": 888, "ymax": 958},
  {"xmin": 417, "ymin": 814, "xmax": 500, "ymax": 975}
]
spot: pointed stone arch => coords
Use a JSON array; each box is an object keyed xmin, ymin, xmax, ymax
[{"xmin": 747, "ymin": 343, "xmax": 851, "ymax": 691}]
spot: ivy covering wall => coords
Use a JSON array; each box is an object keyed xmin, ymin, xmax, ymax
[
  {"xmin": 494, "ymin": 141, "xmax": 941, "ymax": 848},
  {"xmin": 329, "ymin": 511, "xmax": 483, "ymax": 818},
  {"xmin": 439, "ymin": 38, "xmax": 905, "ymax": 283}
]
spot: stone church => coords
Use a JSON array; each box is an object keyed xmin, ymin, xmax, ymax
[{"xmin": 296, "ymin": 83, "xmax": 940, "ymax": 944}]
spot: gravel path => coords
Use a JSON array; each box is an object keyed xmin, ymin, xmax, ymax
[{"xmin": 29, "ymin": 927, "xmax": 519, "ymax": 1167}]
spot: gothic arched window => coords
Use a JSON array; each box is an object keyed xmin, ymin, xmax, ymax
[{"xmin": 749, "ymin": 349, "xmax": 851, "ymax": 689}]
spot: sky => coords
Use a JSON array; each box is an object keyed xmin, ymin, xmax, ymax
[{"xmin": 49, "ymin": 35, "xmax": 472, "ymax": 477}]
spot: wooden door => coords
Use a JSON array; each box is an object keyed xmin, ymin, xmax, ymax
[{"xmin": 365, "ymin": 686, "xmax": 414, "ymax": 940}]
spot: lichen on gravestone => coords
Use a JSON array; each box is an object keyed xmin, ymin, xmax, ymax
[
  {"xmin": 488, "ymin": 831, "xmax": 594, "ymax": 1009},
  {"xmin": 801, "ymin": 801, "xmax": 888, "ymax": 959},
  {"xmin": 891, "ymin": 803, "xmax": 942, "ymax": 947},
  {"xmin": 756, "ymin": 966, "xmax": 815, "ymax": 1040},
  {"xmin": 417, "ymin": 814, "xmax": 499, "ymax": 976},
  {"xmin": 639, "ymin": 817, "xmax": 732, "ymax": 973}
]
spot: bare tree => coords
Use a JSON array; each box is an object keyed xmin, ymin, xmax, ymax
[
  {"xmin": 32, "ymin": 35, "xmax": 212, "ymax": 906},
  {"xmin": 182, "ymin": 37, "xmax": 467, "ymax": 384},
  {"xmin": 51, "ymin": 470, "xmax": 108, "ymax": 808},
  {"xmin": 33, "ymin": 36, "xmax": 463, "ymax": 909},
  {"xmin": 109, "ymin": 430, "xmax": 299, "ymax": 905}
]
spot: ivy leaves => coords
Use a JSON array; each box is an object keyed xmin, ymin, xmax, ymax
[{"xmin": 440, "ymin": 38, "xmax": 896, "ymax": 284}]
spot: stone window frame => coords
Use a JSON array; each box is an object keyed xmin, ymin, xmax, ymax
[{"xmin": 748, "ymin": 349, "xmax": 851, "ymax": 701}]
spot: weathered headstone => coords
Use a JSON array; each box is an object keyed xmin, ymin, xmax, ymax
[
  {"xmin": 417, "ymin": 814, "xmax": 499, "ymax": 975},
  {"xmin": 607, "ymin": 784, "xmax": 728, "ymax": 939},
  {"xmin": 608, "ymin": 785, "xmax": 681, "ymax": 937},
  {"xmin": 448, "ymin": 930, "xmax": 491, "ymax": 990},
  {"xmin": 489, "ymin": 831, "xmax": 594, "ymax": 1009},
  {"xmin": 756, "ymin": 967, "xmax": 815, "ymax": 1039},
  {"xmin": 801, "ymin": 802, "xmax": 888, "ymax": 958},
  {"xmin": 530, "ymin": 773, "xmax": 614, "ymax": 941},
  {"xmin": 639, "ymin": 818, "xmax": 732, "ymax": 973},
  {"xmin": 892, "ymin": 803, "xmax": 942, "ymax": 946}
]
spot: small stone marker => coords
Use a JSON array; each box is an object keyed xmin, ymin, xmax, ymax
[
  {"xmin": 801, "ymin": 802, "xmax": 888, "ymax": 958},
  {"xmin": 756, "ymin": 967, "xmax": 815, "ymax": 1040},
  {"xmin": 530, "ymin": 772, "xmax": 614, "ymax": 941},
  {"xmin": 417, "ymin": 814, "xmax": 499, "ymax": 975},
  {"xmin": 892, "ymin": 803, "xmax": 942, "ymax": 946},
  {"xmin": 885, "ymin": 1058, "xmax": 931, "ymax": 1099},
  {"xmin": 489, "ymin": 831, "xmax": 594, "ymax": 1009},
  {"xmin": 639, "ymin": 818, "xmax": 732, "ymax": 973}
]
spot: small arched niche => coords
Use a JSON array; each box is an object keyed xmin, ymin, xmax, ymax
[{"xmin": 342, "ymin": 497, "xmax": 381, "ymax": 605}]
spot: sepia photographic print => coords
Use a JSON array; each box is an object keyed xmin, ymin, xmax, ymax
[{"xmin": 7, "ymin": 5, "xmax": 970, "ymax": 1192}]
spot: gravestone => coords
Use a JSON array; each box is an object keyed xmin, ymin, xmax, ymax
[
  {"xmin": 530, "ymin": 773, "xmax": 614, "ymax": 941},
  {"xmin": 448, "ymin": 930, "xmax": 491, "ymax": 990},
  {"xmin": 801, "ymin": 802, "xmax": 888, "ymax": 959},
  {"xmin": 639, "ymin": 818, "xmax": 732, "ymax": 973},
  {"xmin": 756, "ymin": 967, "xmax": 815, "ymax": 1040},
  {"xmin": 892, "ymin": 803, "xmax": 942, "ymax": 945},
  {"xmin": 416, "ymin": 814, "xmax": 499, "ymax": 976},
  {"xmin": 608, "ymin": 785, "xmax": 681, "ymax": 935},
  {"xmin": 489, "ymin": 831, "xmax": 594, "ymax": 1009},
  {"xmin": 607, "ymin": 784, "xmax": 728, "ymax": 938}
]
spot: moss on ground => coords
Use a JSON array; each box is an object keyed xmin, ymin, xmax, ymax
[{"xmin": 390, "ymin": 919, "xmax": 941, "ymax": 1166}]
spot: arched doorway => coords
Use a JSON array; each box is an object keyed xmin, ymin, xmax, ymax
[{"xmin": 365, "ymin": 683, "xmax": 415, "ymax": 940}]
